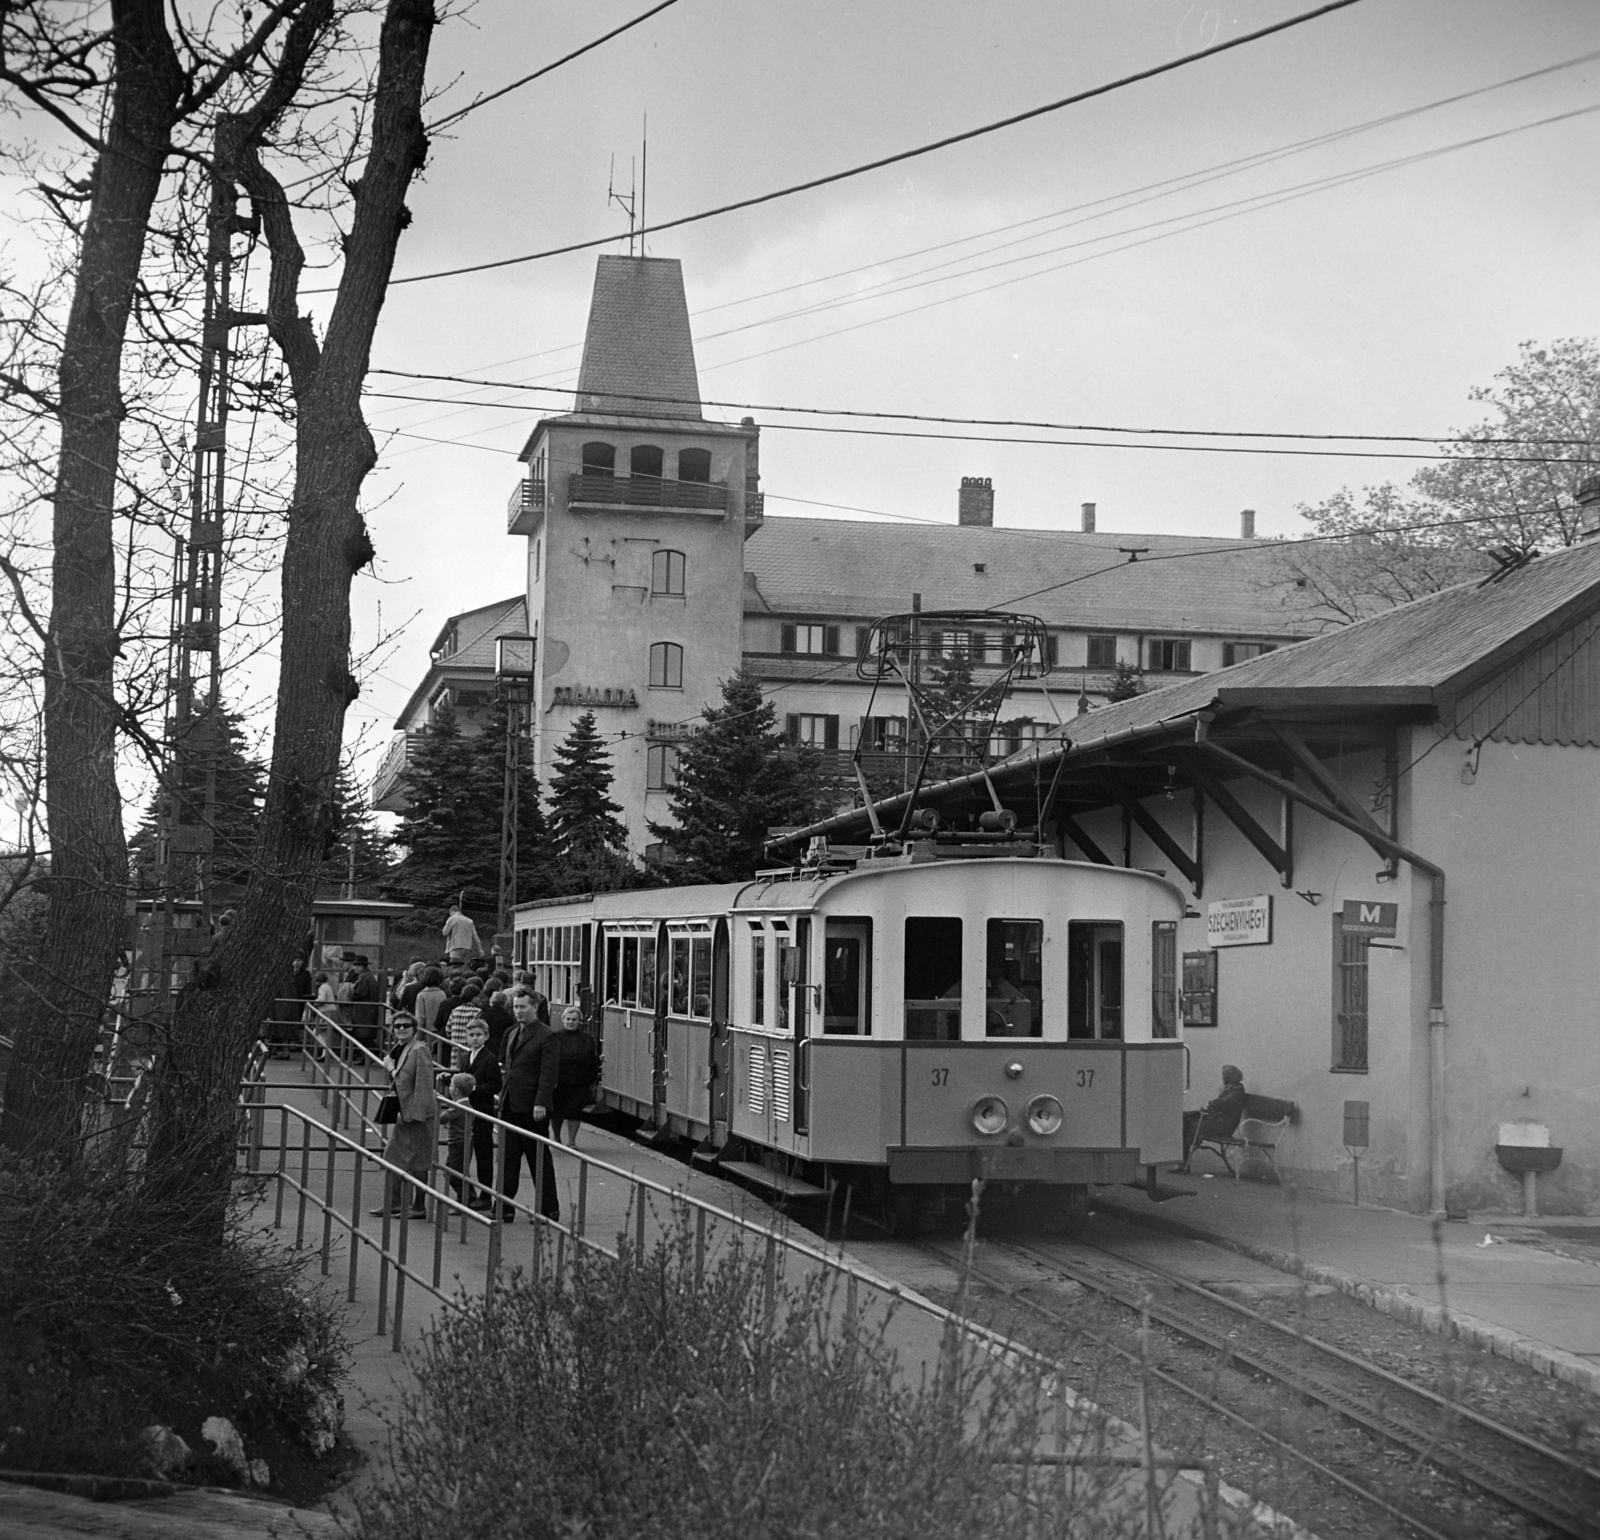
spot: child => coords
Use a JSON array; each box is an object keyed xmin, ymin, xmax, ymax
[{"xmin": 440, "ymin": 1070, "xmax": 477, "ymax": 1200}]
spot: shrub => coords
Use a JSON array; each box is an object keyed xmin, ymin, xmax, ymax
[
  {"xmin": 0, "ymin": 1151, "xmax": 347, "ymax": 1479},
  {"xmin": 356, "ymin": 1214, "xmax": 1139, "ymax": 1539}
]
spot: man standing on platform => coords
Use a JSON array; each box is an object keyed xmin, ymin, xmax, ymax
[
  {"xmin": 442, "ymin": 900, "xmax": 481, "ymax": 965},
  {"xmin": 497, "ymin": 987, "xmax": 559, "ymax": 1223}
]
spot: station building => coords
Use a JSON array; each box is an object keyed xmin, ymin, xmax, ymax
[
  {"xmin": 372, "ymin": 254, "xmax": 1321, "ymax": 847},
  {"xmin": 773, "ymin": 520, "xmax": 1600, "ymax": 1217}
]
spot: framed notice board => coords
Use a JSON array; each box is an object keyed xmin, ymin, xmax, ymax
[{"xmin": 1181, "ymin": 950, "xmax": 1218, "ymax": 1027}]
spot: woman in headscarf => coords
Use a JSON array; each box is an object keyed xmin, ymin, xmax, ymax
[{"xmin": 371, "ymin": 1011, "xmax": 438, "ymax": 1219}]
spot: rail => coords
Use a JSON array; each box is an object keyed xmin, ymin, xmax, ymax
[{"xmin": 247, "ymin": 1003, "xmax": 1034, "ymax": 1358}]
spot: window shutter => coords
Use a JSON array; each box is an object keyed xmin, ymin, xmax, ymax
[
  {"xmin": 785, "ymin": 713, "xmax": 798, "ymax": 742},
  {"xmin": 824, "ymin": 716, "xmax": 839, "ymax": 751},
  {"xmin": 1046, "ymin": 634, "xmax": 1059, "ymax": 666},
  {"xmin": 780, "ymin": 623, "xmax": 795, "ymax": 654},
  {"xmin": 824, "ymin": 624, "xmax": 839, "ymax": 655}
]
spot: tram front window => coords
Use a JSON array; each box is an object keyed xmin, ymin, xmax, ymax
[
  {"xmin": 986, "ymin": 919, "xmax": 1043, "ymax": 1037},
  {"xmin": 905, "ymin": 917, "xmax": 961, "ymax": 1040},
  {"xmin": 1068, "ymin": 921, "xmax": 1124, "ymax": 1040}
]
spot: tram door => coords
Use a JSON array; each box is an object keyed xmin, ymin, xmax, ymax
[
  {"xmin": 709, "ymin": 919, "xmax": 732, "ymax": 1140},
  {"xmin": 651, "ymin": 921, "xmax": 670, "ymax": 1129},
  {"xmin": 792, "ymin": 917, "xmax": 811, "ymax": 1135}
]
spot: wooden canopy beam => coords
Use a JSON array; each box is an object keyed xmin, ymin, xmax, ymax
[
  {"xmin": 1119, "ymin": 797, "xmax": 1201, "ymax": 889},
  {"xmin": 1178, "ymin": 751, "xmax": 1292, "ymax": 888},
  {"xmin": 1057, "ymin": 812, "xmax": 1114, "ymax": 866}
]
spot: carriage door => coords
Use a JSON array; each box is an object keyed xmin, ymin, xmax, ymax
[
  {"xmin": 792, "ymin": 918, "xmax": 811, "ymax": 1135},
  {"xmin": 710, "ymin": 919, "xmax": 732, "ymax": 1140}
]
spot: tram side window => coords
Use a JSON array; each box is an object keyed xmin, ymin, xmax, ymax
[
  {"xmin": 823, "ymin": 919, "xmax": 872, "ymax": 1035},
  {"xmin": 691, "ymin": 936, "xmax": 712, "ymax": 1019},
  {"xmin": 670, "ymin": 937, "xmax": 690, "ymax": 1016},
  {"xmin": 985, "ymin": 919, "xmax": 1042, "ymax": 1038},
  {"xmin": 1151, "ymin": 921, "xmax": 1178, "ymax": 1039},
  {"xmin": 904, "ymin": 917, "xmax": 962, "ymax": 1041},
  {"xmin": 1068, "ymin": 922, "xmax": 1124, "ymax": 1040},
  {"xmin": 639, "ymin": 936, "xmax": 657, "ymax": 1012},
  {"xmin": 621, "ymin": 937, "xmax": 639, "ymax": 1004},
  {"xmin": 751, "ymin": 933, "xmax": 766, "ymax": 1026},
  {"xmin": 605, "ymin": 936, "xmax": 621, "ymax": 1004}
]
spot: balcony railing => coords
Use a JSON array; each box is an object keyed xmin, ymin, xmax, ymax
[
  {"xmin": 369, "ymin": 729, "xmax": 427, "ymax": 812},
  {"xmin": 506, "ymin": 478, "xmax": 546, "ymax": 536},
  {"xmin": 567, "ymin": 472, "xmax": 728, "ymax": 513}
]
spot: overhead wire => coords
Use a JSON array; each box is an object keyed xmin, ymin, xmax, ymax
[{"xmin": 316, "ymin": 0, "xmax": 1366, "ymax": 294}]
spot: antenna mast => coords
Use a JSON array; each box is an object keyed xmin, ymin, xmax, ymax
[{"xmin": 607, "ymin": 151, "xmax": 638, "ymax": 256}]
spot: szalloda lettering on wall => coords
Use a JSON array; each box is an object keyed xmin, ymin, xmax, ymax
[{"xmin": 550, "ymin": 685, "xmax": 640, "ymax": 709}]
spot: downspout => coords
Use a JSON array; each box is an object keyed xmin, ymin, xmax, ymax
[{"xmin": 1199, "ymin": 740, "xmax": 1449, "ymax": 1214}]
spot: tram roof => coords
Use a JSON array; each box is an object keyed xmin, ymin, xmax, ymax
[{"xmin": 770, "ymin": 537, "xmax": 1600, "ymax": 849}]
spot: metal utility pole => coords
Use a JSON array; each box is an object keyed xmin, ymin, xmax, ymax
[{"xmin": 495, "ymin": 636, "xmax": 538, "ymax": 940}]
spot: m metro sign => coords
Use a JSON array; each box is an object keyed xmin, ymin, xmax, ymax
[
  {"xmin": 1341, "ymin": 900, "xmax": 1399, "ymax": 938},
  {"xmin": 1206, "ymin": 894, "xmax": 1272, "ymax": 948}
]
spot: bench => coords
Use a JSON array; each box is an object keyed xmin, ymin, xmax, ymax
[{"xmin": 1185, "ymin": 1093, "xmax": 1298, "ymax": 1182}]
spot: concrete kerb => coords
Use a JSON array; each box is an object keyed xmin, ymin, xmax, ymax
[{"xmin": 1092, "ymin": 1189, "xmax": 1600, "ymax": 1400}]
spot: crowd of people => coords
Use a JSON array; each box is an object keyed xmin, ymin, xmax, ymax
[{"xmin": 361, "ymin": 947, "xmax": 601, "ymax": 1226}]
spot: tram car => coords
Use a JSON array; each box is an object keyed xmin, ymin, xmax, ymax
[{"xmin": 512, "ymin": 840, "xmax": 1186, "ymax": 1233}]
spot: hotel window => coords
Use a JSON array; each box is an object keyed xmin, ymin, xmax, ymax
[
  {"xmin": 1045, "ymin": 633, "xmax": 1060, "ymax": 667},
  {"xmin": 786, "ymin": 713, "xmax": 839, "ymax": 750},
  {"xmin": 630, "ymin": 444, "xmax": 664, "ymax": 479},
  {"xmin": 860, "ymin": 715, "xmax": 905, "ymax": 752},
  {"xmin": 781, "ymin": 622, "xmax": 839, "ymax": 655},
  {"xmin": 678, "ymin": 446, "xmax": 712, "ymax": 482},
  {"xmin": 581, "ymin": 441, "xmax": 615, "ymax": 476},
  {"xmin": 1223, "ymin": 640, "xmax": 1276, "ymax": 666},
  {"xmin": 1332, "ymin": 914, "xmax": 1369, "ymax": 1072},
  {"xmin": 1147, "ymin": 638, "xmax": 1191, "ymax": 673},
  {"xmin": 647, "ymin": 743, "xmax": 679, "ymax": 790},
  {"xmin": 652, "ymin": 549, "xmax": 685, "ymax": 596},
  {"xmin": 648, "ymin": 642, "xmax": 684, "ymax": 690},
  {"xmin": 1087, "ymin": 634, "xmax": 1117, "ymax": 669}
]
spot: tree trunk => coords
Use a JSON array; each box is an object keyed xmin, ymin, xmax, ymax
[
  {"xmin": 1, "ymin": 2, "xmax": 182, "ymax": 1161},
  {"xmin": 144, "ymin": 0, "xmax": 435, "ymax": 1200}
]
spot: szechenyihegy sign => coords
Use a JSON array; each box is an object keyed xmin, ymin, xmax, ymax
[
  {"xmin": 1206, "ymin": 894, "xmax": 1273, "ymax": 948},
  {"xmin": 550, "ymin": 685, "xmax": 639, "ymax": 708}
]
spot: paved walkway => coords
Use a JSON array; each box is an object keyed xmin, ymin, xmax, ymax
[{"xmin": 1093, "ymin": 1168, "xmax": 1600, "ymax": 1394}]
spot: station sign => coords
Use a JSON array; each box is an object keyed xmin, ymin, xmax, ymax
[
  {"xmin": 1206, "ymin": 894, "xmax": 1272, "ymax": 948},
  {"xmin": 1340, "ymin": 900, "xmax": 1398, "ymax": 938}
]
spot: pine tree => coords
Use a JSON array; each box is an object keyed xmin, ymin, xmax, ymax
[
  {"xmin": 652, "ymin": 674, "xmax": 839, "ymax": 884},
  {"xmin": 319, "ymin": 770, "xmax": 391, "ymax": 897},
  {"xmin": 383, "ymin": 699, "xmax": 479, "ymax": 908},
  {"xmin": 918, "ymin": 638, "xmax": 999, "ymax": 775},
  {"xmin": 547, "ymin": 712, "xmax": 629, "ymax": 859},
  {"xmin": 1105, "ymin": 661, "xmax": 1144, "ymax": 702}
]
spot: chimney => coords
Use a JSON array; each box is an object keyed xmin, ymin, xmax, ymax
[
  {"xmin": 1240, "ymin": 508, "xmax": 1256, "ymax": 539},
  {"xmin": 1578, "ymin": 477, "xmax": 1600, "ymax": 540},
  {"xmin": 958, "ymin": 476, "xmax": 994, "ymax": 527},
  {"xmin": 1081, "ymin": 501, "xmax": 1096, "ymax": 533}
]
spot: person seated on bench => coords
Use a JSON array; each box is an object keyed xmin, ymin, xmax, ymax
[{"xmin": 1178, "ymin": 1063, "xmax": 1247, "ymax": 1173}]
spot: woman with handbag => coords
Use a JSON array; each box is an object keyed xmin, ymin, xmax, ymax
[{"xmin": 371, "ymin": 1011, "xmax": 438, "ymax": 1220}]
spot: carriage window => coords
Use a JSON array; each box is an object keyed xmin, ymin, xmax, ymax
[
  {"xmin": 670, "ymin": 937, "xmax": 689, "ymax": 1016},
  {"xmin": 904, "ymin": 917, "xmax": 962, "ymax": 1041},
  {"xmin": 691, "ymin": 937, "xmax": 712, "ymax": 1019},
  {"xmin": 1068, "ymin": 922, "xmax": 1123, "ymax": 1040},
  {"xmin": 621, "ymin": 936, "xmax": 639, "ymax": 1006},
  {"xmin": 751, "ymin": 933, "xmax": 766, "ymax": 1025},
  {"xmin": 824, "ymin": 920, "xmax": 871, "ymax": 1036},
  {"xmin": 605, "ymin": 936, "xmax": 621, "ymax": 1003},
  {"xmin": 1151, "ymin": 921, "xmax": 1178, "ymax": 1039},
  {"xmin": 985, "ymin": 919, "xmax": 1042, "ymax": 1038},
  {"xmin": 639, "ymin": 936, "xmax": 657, "ymax": 1012}
]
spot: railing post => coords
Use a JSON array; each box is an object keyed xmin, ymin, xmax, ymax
[
  {"xmin": 460, "ymin": 1108, "xmax": 473, "ymax": 1245},
  {"xmin": 295, "ymin": 1118, "xmax": 312, "ymax": 1250},
  {"xmin": 273, "ymin": 1107, "xmax": 289, "ymax": 1229},
  {"xmin": 348, "ymin": 1152, "xmax": 364, "ymax": 1303},
  {"xmin": 432, "ymin": 1163, "xmax": 446, "ymax": 1292},
  {"xmin": 635, "ymin": 1176, "xmax": 646, "ymax": 1261},
  {"xmin": 376, "ymin": 1194, "xmax": 392, "ymax": 1339},
  {"xmin": 695, "ymin": 1205, "xmax": 707, "ymax": 1289},
  {"xmin": 486, "ymin": 1118, "xmax": 505, "ymax": 1303},
  {"xmin": 577, "ymin": 1160, "xmax": 588, "ymax": 1242},
  {"xmin": 764, "ymin": 1233, "xmax": 778, "ymax": 1333},
  {"xmin": 321, "ymin": 1125, "xmax": 337, "ymax": 1275},
  {"xmin": 393, "ymin": 1204, "xmax": 409, "ymax": 1352}
]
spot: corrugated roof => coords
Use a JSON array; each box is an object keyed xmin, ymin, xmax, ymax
[
  {"xmin": 742, "ymin": 516, "xmax": 1319, "ymax": 635},
  {"xmin": 574, "ymin": 256, "xmax": 702, "ymax": 420}
]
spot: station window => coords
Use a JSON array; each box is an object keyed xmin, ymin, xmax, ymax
[
  {"xmin": 985, "ymin": 919, "xmax": 1042, "ymax": 1038},
  {"xmin": 678, "ymin": 446, "xmax": 711, "ymax": 482},
  {"xmin": 582, "ymin": 441, "xmax": 615, "ymax": 476},
  {"xmin": 1087, "ymin": 634, "xmax": 1117, "ymax": 669},
  {"xmin": 781, "ymin": 622, "xmax": 839, "ymax": 655},
  {"xmin": 1068, "ymin": 921, "xmax": 1123, "ymax": 1040},
  {"xmin": 652, "ymin": 548, "xmax": 685, "ymax": 596},
  {"xmin": 1151, "ymin": 921, "xmax": 1177, "ymax": 1039},
  {"xmin": 649, "ymin": 641, "xmax": 684, "ymax": 690},
  {"xmin": 631, "ymin": 444, "xmax": 664, "ymax": 479},
  {"xmin": 1148, "ymin": 638, "xmax": 1191, "ymax": 673},
  {"xmin": 823, "ymin": 919, "xmax": 872, "ymax": 1036},
  {"xmin": 646, "ymin": 743, "xmax": 678, "ymax": 790},
  {"xmin": 1223, "ymin": 640, "xmax": 1277, "ymax": 667},
  {"xmin": 904, "ymin": 917, "xmax": 962, "ymax": 1041},
  {"xmin": 1332, "ymin": 914, "xmax": 1369, "ymax": 1072}
]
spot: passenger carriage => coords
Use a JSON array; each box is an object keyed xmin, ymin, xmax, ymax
[{"xmin": 513, "ymin": 842, "xmax": 1186, "ymax": 1233}]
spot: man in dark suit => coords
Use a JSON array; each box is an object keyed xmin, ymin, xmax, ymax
[{"xmin": 497, "ymin": 988, "xmax": 559, "ymax": 1222}]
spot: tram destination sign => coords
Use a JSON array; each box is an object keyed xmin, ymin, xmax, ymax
[
  {"xmin": 1340, "ymin": 900, "xmax": 1398, "ymax": 938},
  {"xmin": 1206, "ymin": 894, "xmax": 1273, "ymax": 948}
]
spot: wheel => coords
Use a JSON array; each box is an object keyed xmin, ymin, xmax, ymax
[{"xmin": 1039, "ymin": 1182, "xmax": 1091, "ymax": 1238}]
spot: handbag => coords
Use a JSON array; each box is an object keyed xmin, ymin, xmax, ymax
[{"xmin": 375, "ymin": 1092, "xmax": 400, "ymax": 1125}]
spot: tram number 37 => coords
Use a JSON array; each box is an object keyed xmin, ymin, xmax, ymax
[{"xmin": 929, "ymin": 1067, "xmax": 1095, "ymax": 1087}]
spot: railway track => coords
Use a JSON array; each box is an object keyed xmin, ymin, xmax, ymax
[{"xmin": 921, "ymin": 1233, "xmax": 1600, "ymax": 1540}]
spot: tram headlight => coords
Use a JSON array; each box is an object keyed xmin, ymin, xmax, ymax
[
  {"xmin": 1026, "ymin": 1094, "xmax": 1064, "ymax": 1137},
  {"xmin": 971, "ymin": 1095, "xmax": 1009, "ymax": 1136}
]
